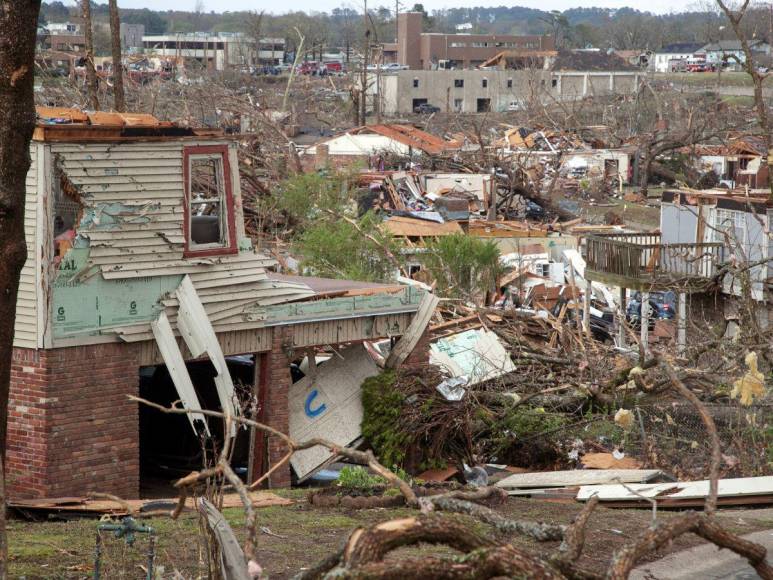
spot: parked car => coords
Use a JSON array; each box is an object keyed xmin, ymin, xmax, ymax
[
  {"xmin": 506, "ymin": 100, "xmax": 523, "ymax": 112},
  {"xmin": 552, "ymin": 298, "xmax": 614, "ymax": 343},
  {"xmin": 626, "ymin": 291, "xmax": 676, "ymax": 328},
  {"xmin": 414, "ymin": 103, "xmax": 440, "ymax": 114},
  {"xmin": 525, "ymin": 200, "xmax": 546, "ymax": 220}
]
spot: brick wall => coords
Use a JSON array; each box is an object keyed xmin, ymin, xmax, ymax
[
  {"xmin": 263, "ymin": 328, "xmax": 292, "ymax": 488},
  {"xmin": 8, "ymin": 343, "xmax": 140, "ymax": 499}
]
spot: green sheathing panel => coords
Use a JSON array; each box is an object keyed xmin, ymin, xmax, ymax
[
  {"xmin": 53, "ymin": 248, "xmax": 182, "ymax": 338},
  {"xmin": 248, "ymin": 286, "xmax": 425, "ymax": 326}
]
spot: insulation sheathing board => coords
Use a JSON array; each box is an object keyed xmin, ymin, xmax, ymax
[
  {"xmin": 53, "ymin": 248, "xmax": 183, "ymax": 338},
  {"xmin": 289, "ymin": 345, "xmax": 380, "ymax": 479},
  {"xmin": 429, "ymin": 328, "xmax": 516, "ymax": 385}
]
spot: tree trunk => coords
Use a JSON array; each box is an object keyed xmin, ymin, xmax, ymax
[
  {"xmin": 82, "ymin": 0, "xmax": 100, "ymax": 110},
  {"xmin": 109, "ymin": 0, "xmax": 125, "ymax": 112},
  {"xmin": 638, "ymin": 147, "xmax": 652, "ymax": 197},
  {"xmin": 0, "ymin": 3, "xmax": 42, "ymax": 576}
]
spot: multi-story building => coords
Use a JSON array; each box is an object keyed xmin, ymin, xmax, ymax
[
  {"xmin": 142, "ymin": 32, "xmax": 285, "ymax": 71},
  {"xmin": 395, "ymin": 12, "xmax": 553, "ymax": 70},
  {"xmin": 650, "ymin": 42, "xmax": 705, "ymax": 73},
  {"xmin": 43, "ymin": 22, "xmax": 86, "ymax": 53},
  {"xmin": 257, "ymin": 38, "xmax": 285, "ymax": 65},
  {"xmin": 369, "ymin": 69, "xmax": 641, "ymax": 115}
]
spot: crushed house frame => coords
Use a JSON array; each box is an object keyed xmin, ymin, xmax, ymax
[{"xmin": 8, "ymin": 108, "xmax": 428, "ymax": 499}]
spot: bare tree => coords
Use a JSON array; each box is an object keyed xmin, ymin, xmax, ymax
[
  {"xmin": 109, "ymin": 0, "xmax": 125, "ymax": 112},
  {"xmin": 0, "ymin": 2, "xmax": 43, "ymax": 575},
  {"xmin": 247, "ymin": 11, "xmax": 265, "ymax": 69},
  {"xmin": 81, "ymin": 0, "xmax": 99, "ymax": 110},
  {"xmin": 716, "ymin": 0, "xmax": 773, "ymax": 200}
]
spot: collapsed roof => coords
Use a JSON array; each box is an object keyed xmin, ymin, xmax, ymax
[{"xmin": 34, "ymin": 106, "xmax": 223, "ymax": 141}]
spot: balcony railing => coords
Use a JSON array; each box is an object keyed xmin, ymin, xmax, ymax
[{"xmin": 584, "ymin": 233, "xmax": 724, "ymax": 286}]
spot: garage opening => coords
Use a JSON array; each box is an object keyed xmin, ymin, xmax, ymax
[
  {"xmin": 138, "ymin": 356, "xmax": 256, "ymax": 497},
  {"xmin": 412, "ymin": 98, "xmax": 428, "ymax": 110},
  {"xmin": 476, "ymin": 98, "xmax": 491, "ymax": 113}
]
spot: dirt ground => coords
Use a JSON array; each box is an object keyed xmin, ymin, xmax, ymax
[{"xmin": 8, "ymin": 490, "xmax": 773, "ymax": 579}]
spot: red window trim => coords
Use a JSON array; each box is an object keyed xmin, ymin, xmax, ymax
[{"xmin": 183, "ymin": 144, "xmax": 238, "ymax": 258}]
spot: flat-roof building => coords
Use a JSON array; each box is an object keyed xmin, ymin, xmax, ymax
[
  {"xmin": 396, "ymin": 12, "xmax": 553, "ymax": 70},
  {"xmin": 142, "ymin": 33, "xmax": 285, "ymax": 70}
]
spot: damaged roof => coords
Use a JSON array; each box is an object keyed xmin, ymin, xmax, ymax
[
  {"xmin": 268, "ymin": 273, "xmax": 404, "ymax": 298},
  {"xmin": 479, "ymin": 50, "xmax": 557, "ymax": 69},
  {"xmin": 348, "ymin": 124, "xmax": 460, "ymax": 156},
  {"xmin": 552, "ymin": 49, "xmax": 638, "ymax": 72},
  {"xmin": 34, "ymin": 106, "xmax": 223, "ymax": 142}
]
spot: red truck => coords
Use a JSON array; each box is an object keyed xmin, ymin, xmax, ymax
[{"xmin": 323, "ymin": 61, "xmax": 343, "ymax": 73}]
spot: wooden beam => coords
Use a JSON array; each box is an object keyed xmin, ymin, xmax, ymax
[{"xmin": 385, "ymin": 292, "xmax": 439, "ymax": 368}]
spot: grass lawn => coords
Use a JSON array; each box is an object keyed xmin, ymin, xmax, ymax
[
  {"xmin": 655, "ymin": 72, "xmax": 771, "ymax": 87},
  {"xmin": 7, "ymin": 492, "xmax": 772, "ymax": 579}
]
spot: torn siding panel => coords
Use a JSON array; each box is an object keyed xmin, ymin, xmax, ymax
[
  {"xmin": 48, "ymin": 139, "xmax": 315, "ymax": 345},
  {"xmin": 13, "ymin": 145, "xmax": 38, "ymax": 348},
  {"xmin": 151, "ymin": 311, "xmax": 210, "ymax": 434}
]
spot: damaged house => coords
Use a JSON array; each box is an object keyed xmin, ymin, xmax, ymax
[
  {"xmin": 687, "ymin": 137, "xmax": 768, "ymax": 189},
  {"xmin": 8, "ymin": 108, "xmax": 430, "ymax": 499},
  {"xmin": 584, "ymin": 188, "xmax": 773, "ymax": 353}
]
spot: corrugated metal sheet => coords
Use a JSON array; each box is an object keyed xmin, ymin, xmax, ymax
[
  {"xmin": 13, "ymin": 145, "xmax": 38, "ymax": 349},
  {"xmin": 50, "ymin": 140, "xmax": 314, "ymax": 344}
]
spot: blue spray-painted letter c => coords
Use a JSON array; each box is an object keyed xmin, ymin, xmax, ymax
[{"xmin": 304, "ymin": 389, "xmax": 327, "ymax": 418}]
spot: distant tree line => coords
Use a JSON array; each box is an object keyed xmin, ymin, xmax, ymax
[{"xmin": 37, "ymin": 1, "xmax": 773, "ymax": 54}]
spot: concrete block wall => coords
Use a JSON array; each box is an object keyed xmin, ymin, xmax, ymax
[{"xmin": 8, "ymin": 343, "xmax": 140, "ymax": 499}]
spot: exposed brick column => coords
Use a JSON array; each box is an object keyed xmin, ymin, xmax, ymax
[
  {"xmin": 264, "ymin": 327, "xmax": 292, "ymax": 488},
  {"xmin": 8, "ymin": 349, "xmax": 49, "ymax": 498},
  {"xmin": 8, "ymin": 343, "xmax": 140, "ymax": 499}
]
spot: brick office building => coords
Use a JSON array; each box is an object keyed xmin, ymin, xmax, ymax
[
  {"xmin": 8, "ymin": 107, "xmax": 427, "ymax": 499},
  {"xmin": 395, "ymin": 12, "xmax": 554, "ymax": 70}
]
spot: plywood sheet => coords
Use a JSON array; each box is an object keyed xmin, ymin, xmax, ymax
[
  {"xmin": 289, "ymin": 345, "xmax": 380, "ymax": 479},
  {"xmin": 496, "ymin": 469, "xmax": 665, "ymax": 490},
  {"xmin": 577, "ymin": 475, "xmax": 773, "ymax": 502}
]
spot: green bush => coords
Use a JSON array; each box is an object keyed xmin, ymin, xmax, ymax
[
  {"xmin": 294, "ymin": 212, "xmax": 401, "ymax": 282},
  {"xmin": 337, "ymin": 466, "xmax": 385, "ymax": 491},
  {"xmin": 361, "ymin": 371, "xmax": 411, "ymax": 467},
  {"xmin": 423, "ymin": 233, "xmax": 503, "ymax": 300}
]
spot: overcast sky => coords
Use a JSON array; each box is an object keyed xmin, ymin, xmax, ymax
[{"xmin": 65, "ymin": 0, "xmax": 698, "ymax": 16}]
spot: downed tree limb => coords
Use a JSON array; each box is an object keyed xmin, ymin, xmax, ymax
[{"xmin": 420, "ymin": 494, "xmax": 565, "ymax": 542}]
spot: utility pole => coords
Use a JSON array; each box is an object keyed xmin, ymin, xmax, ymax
[
  {"xmin": 360, "ymin": 0, "xmax": 369, "ymax": 126},
  {"xmin": 109, "ymin": 0, "xmax": 125, "ymax": 112},
  {"xmin": 395, "ymin": 0, "xmax": 400, "ymax": 42},
  {"xmin": 81, "ymin": 0, "xmax": 99, "ymax": 110}
]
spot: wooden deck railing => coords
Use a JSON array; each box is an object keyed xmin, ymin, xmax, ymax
[{"xmin": 584, "ymin": 233, "xmax": 723, "ymax": 282}]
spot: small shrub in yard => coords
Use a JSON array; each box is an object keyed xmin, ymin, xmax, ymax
[{"xmin": 337, "ymin": 466, "xmax": 385, "ymax": 492}]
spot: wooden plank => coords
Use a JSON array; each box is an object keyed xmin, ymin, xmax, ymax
[
  {"xmin": 496, "ymin": 469, "xmax": 666, "ymax": 490},
  {"xmin": 385, "ymin": 291, "xmax": 438, "ymax": 368}
]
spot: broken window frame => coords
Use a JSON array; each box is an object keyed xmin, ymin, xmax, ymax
[{"xmin": 183, "ymin": 145, "xmax": 238, "ymax": 257}]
